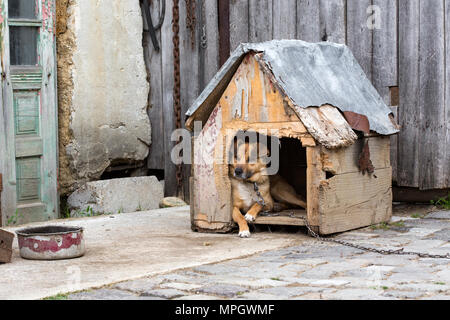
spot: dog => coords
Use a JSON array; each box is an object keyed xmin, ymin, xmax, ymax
[{"xmin": 229, "ymin": 135, "xmax": 307, "ymax": 238}]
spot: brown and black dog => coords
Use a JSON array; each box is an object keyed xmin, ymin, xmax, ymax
[{"xmin": 229, "ymin": 135, "xmax": 307, "ymax": 238}]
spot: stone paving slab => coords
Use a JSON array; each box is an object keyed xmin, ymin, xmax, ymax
[
  {"xmin": 425, "ymin": 211, "xmax": 450, "ymax": 220},
  {"xmin": 67, "ymin": 288, "xmax": 162, "ymax": 300},
  {"xmin": 44, "ymin": 210, "xmax": 450, "ymax": 300}
]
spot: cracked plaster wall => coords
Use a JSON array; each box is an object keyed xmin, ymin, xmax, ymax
[{"xmin": 57, "ymin": 0, "xmax": 150, "ymax": 194}]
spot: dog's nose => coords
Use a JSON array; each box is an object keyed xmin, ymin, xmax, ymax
[{"xmin": 235, "ymin": 167, "xmax": 243, "ymax": 176}]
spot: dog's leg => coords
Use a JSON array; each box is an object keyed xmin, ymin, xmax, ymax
[
  {"xmin": 273, "ymin": 202, "xmax": 289, "ymax": 212},
  {"xmin": 244, "ymin": 202, "xmax": 263, "ymax": 223},
  {"xmin": 232, "ymin": 207, "xmax": 251, "ymax": 238},
  {"xmin": 270, "ymin": 175, "xmax": 307, "ymax": 209}
]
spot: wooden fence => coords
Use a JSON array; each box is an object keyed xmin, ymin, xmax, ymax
[{"xmin": 144, "ymin": 0, "xmax": 450, "ymax": 199}]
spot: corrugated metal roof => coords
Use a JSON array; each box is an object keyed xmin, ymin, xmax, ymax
[{"xmin": 186, "ymin": 40, "xmax": 399, "ymax": 142}]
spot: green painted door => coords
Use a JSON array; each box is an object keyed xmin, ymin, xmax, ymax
[{"xmin": 0, "ymin": 0, "xmax": 58, "ymax": 226}]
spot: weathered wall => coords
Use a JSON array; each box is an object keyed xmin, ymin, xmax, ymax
[
  {"xmin": 56, "ymin": 0, "xmax": 76, "ymax": 195},
  {"xmin": 56, "ymin": 0, "xmax": 151, "ymax": 194}
]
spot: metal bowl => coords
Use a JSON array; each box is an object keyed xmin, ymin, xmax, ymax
[{"xmin": 16, "ymin": 226, "xmax": 85, "ymax": 260}]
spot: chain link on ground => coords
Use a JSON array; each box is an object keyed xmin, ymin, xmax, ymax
[{"xmin": 253, "ymin": 182, "xmax": 450, "ymax": 260}]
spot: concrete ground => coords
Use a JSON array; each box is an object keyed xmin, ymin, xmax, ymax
[
  {"xmin": 0, "ymin": 206, "xmax": 303, "ymax": 300},
  {"xmin": 1, "ymin": 205, "xmax": 449, "ymax": 300}
]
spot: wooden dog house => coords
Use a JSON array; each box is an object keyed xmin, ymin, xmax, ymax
[{"xmin": 185, "ymin": 40, "xmax": 399, "ymax": 235}]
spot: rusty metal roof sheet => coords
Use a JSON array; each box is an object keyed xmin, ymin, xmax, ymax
[{"xmin": 186, "ymin": 40, "xmax": 399, "ymax": 144}]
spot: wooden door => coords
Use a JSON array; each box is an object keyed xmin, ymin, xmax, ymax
[{"xmin": 0, "ymin": 0, "xmax": 58, "ymax": 226}]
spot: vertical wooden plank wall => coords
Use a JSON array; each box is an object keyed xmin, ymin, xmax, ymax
[
  {"xmin": 446, "ymin": 1, "xmax": 450, "ymax": 188},
  {"xmin": 229, "ymin": 0, "xmax": 249, "ymax": 51},
  {"xmin": 179, "ymin": 0, "xmax": 199, "ymax": 199},
  {"xmin": 161, "ymin": 0, "xmax": 177, "ymax": 197},
  {"xmin": 346, "ymin": 0, "xmax": 373, "ymax": 81},
  {"xmin": 398, "ymin": 0, "xmax": 420, "ymax": 187},
  {"xmin": 144, "ymin": 0, "xmax": 164, "ymax": 171},
  {"xmin": 297, "ymin": 0, "xmax": 320, "ymax": 42},
  {"xmin": 418, "ymin": 0, "xmax": 446, "ymax": 190},
  {"xmin": 272, "ymin": 0, "xmax": 296, "ymax": 39},
  {"xmin": 147, "ymin": 0, "xmax": 450, "ymax": 197},
  {"xmin": 372, "ymin": 0, "xmax": 397, "ymax": 105},
  {"xmin": 319, "ymin": 0, "xmax": 346, "ymax": 44},
  {"xmin": 249, "ymin": 0, "xmax": 273, "ymax": 42}
]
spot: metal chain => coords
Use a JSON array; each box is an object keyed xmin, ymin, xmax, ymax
[
  {"xmin": 253, "ymin": 182, "xmax": 266, "ymax": 207},
  {"xmin": 185, "ymin": 0, "xmax": 196, "ymax": 49},
  {"xmin": 302, "ymin": 217, "xmax": 450, "ymax": 259},
  {"xmin": 252, "ymin": 183, "xmax": 450, "ymax": 259},
  {"xmin": 172, "ymin": 0, "xmax": 183, "ymax": 195}
]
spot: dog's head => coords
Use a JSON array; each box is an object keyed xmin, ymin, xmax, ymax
[{"xmin": 228, "ymin": 134, "xmax": 269, "ymax": 181}]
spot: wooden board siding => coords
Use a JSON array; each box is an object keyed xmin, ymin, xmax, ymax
[
  {"xmin": 446, "ymin": 1, "xmax": 450, "ymax": 188},
  {"xmin": 147, "ymin": 0, "xmax": 449, "ymax": 196},
  {"xmin": 249, "ymin": 0, "xmax": 272, "ymax": 42},
  {"xmin": 297, "ymin": 0, "xmax": 320, "ymax": 42},
  {"xmin": 346, "ymin": 0, "xmax": 373, "ymax": 81},
  {"xmin": 321, "ymin": 136, "xmax": 391, "ymax": 175},
  {"xmin": 372, "ymin": 0, "xmax": 398, "ymax": 105},
  {"xmin": 192, "ymin": 106, "xmax": 232, "ymax": 232},
  {"xmin": 418, "ymin": 0, "xmax": 446, "ymax": 190},
  {"xmin": 319, "ymin": 168, "xmax": 392, "ymax": 234},
  {"xmin": 272, "ymin": 0, "xmax": 296, "ymax": 40},
  {"xmin": 318, "ymin": 136, "xmax": 392, "ymax": 234},
  {"xmin": 161, "ymin": 0, "xmax": 177, "ymax": 197},
  {"xmin": 218, "ymin": 54, "xmax": 300, "ymax": 124},
  {"xmin": 319, "ymin": 0, "xmax": 346, "ymax": 44},
  {"xmin": 398, "ymin": 0, "xmax": 420, "ymax": 188},
  {"xmin": 229, "ymin": 0, "xmax": 249, "ymax": 51},
  {"xmin": 144, "ymin": 0, "xmax": 164, "ymax": 170}
]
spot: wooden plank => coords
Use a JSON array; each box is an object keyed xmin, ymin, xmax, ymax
[
  {"xmin": 397, "ymin": 0, "xmax": 420, "ymax": 187},
  {"xmin": 445, "ymin": 1, "xmax": 450, "ymax": 188},
  {"xmin": 179, "ymin": 0, "xmax": 200, "ymax": 201},
  {"xmin": 319, "ymin": 168, "xmax": 392, "ymax": 235},
  {"xmin": 0, "ymin": 229, "xmax": 14, "ymax": 263},
  {"xmin": 372, "ymin": 0, "xmax": 398, "ymax": 104},
  {"xmin": 218, "ymin": 54, "xmax": 300, "ymax": 124},
  {"xmin": 145, "ymin": 0, "xmax": 165, "ymax": 170},
  {"xmin": 200, "ymin": 0, "xmax": 220, "ymax": 87},
  {"xmin": 418, "ymin": 0, "xmax": 446, "ymax": 190},
  {"xmin": 272, "ymin": 0, "xmax": 297, "ymax": 39},
  {"xmin": 291, "ymin": 104, "xmax": 358, "ymax": 149},
  {"xmin": 161, "ymin": 0, "xmax": 177, "ymax": 196},
  {"xmin": 346, "ymin": 0, "xmax": 373, "ymax": 80},
  {"xmin": 296, "ymin": 0, "xmax": 320, "ymax": 42},
  {"xmin": 223, "ymin": 121, "xmax": 308, "ymax": 138},
  {"xmin": 254, "ymin": 210, "xmax": 306, "ymax": 226},
  {"xmin": 390, "ymin": 106, "xmax": 398, "ymax": 183},
  {"xmin": 218, "ymin": 0, "xmax": 230, "ymax": 66},
  {"xmin": 193, "ymin": 106, "xmax": 231, "ymax": 226},
  {"xmin": 249, "ymin": 0, "xmax": 273, "ymax": 42},
  {"xmin": 0, "ymin": 174, "xmax": 2, "ymax": 226},
  {"xmin": 321, "ymin": 136, "xmax": 391, "ymax": 175},
  {"xmin": 230, "ymin": 0, "xmax": 249, "ymax": 51},
  {"xmin": 306, "ymin": 146, "xmax": 325, "ymax": 227},
  {"xmin": 319, "ymin": 0, "xmax": 346, "ymax": 44}
]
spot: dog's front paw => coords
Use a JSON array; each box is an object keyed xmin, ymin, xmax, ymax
[
  {"xmin": 245, "ymin": 213, "xmax": 255, "ymax": 222},
  {"xmin": 238, "ymin": 230, "xmax": 251, "ymax": 238}
]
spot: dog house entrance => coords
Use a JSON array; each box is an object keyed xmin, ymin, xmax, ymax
[{"xmin": 253, "ymin": 137, "xmax": 308, "ymax": 226}]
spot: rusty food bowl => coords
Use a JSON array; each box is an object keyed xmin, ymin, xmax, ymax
[{"xmin": 16, "ymin": 226, "xmax": 85, "ymax": 260}]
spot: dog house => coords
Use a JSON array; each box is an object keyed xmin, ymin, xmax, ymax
[{"xmin": 185, "ymin": 40, "xmax": 399, "ymax": 235}]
